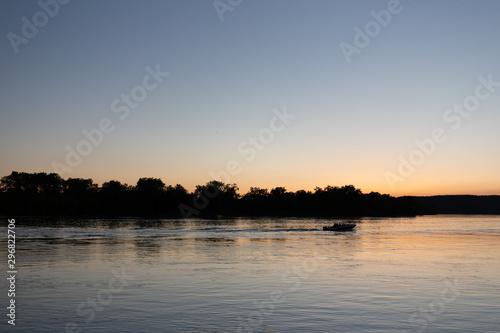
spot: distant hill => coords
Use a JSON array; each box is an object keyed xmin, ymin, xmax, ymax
[{"xmin": 408, "ymin": 195, "xmax": 500, "ymax": 215}]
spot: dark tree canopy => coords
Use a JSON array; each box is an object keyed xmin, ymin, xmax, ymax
[
  {"xmin": 0, "ymin": 171, "xmax": 433, "ymax": 217},
  {"xmin": 136, "ymin": 177, "xmax": 165, "ymax": 194}
]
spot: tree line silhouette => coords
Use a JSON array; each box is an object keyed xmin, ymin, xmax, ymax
[{"xmin": 0, "ymin": 171, "xmax": 427, "ymax": 217}]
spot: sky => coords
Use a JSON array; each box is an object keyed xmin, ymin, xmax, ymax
[{"xmin": 1, "ymin": 0, "xmax": 499, "ymax": 196}]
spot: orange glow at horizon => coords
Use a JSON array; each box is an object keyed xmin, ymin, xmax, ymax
[{"xmin": 45, "ymin": 164, "xmax": 499, "ymax": 197}]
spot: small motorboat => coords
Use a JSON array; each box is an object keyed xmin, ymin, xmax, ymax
[{"xmin": 323, "ymin": 223, "xmax": 356, "ymax": 231}]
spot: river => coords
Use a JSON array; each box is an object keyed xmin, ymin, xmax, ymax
[{"xmin": 1, "ymin": 215, "xmax": 499, "ymax": 332}]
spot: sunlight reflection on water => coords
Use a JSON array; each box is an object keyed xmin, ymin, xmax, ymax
[{"xmin": 2, "ymin": 215, "xmax": 500, "ymax": 332}]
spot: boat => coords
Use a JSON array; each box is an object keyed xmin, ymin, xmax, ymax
[{"xmin": 323, "ymin": 223, "xmax": 356, "ymax": 231}]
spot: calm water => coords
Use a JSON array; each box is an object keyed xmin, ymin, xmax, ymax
[{"xmin": 1, "ymin": 215, "xmax": 500, "ymax": 332}]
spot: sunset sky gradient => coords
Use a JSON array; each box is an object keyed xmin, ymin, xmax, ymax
[{"xmin": 1, "ymin": 0, "xmax": 499, "ymax": 196}]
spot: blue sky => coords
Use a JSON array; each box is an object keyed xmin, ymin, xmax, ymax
[{"xmin": 1, "ymin": 0, "xmax": 499, "ymax": 195}]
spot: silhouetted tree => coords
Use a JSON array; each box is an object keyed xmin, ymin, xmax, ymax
[
  {"xmin": 62, "ymin": 178, "xmax": 98, "ymax": 215},
  {"xmin": 99, "ymin": 180, "xmax": 131, "ymax": 215},
  {"xmin": 0, "ymin": 171, "xmax": 434, "ymax": 217},
  {"xmin": 64, "ymin": 178, "xmax": 97, "ymax": 198},
  {"xmin": 134, "ymin": 177, "xmax": 166, "ymax": 215},
  {"xmin": 102, "ymin": 180, "xmax": 129, "ymax": 193},
  {"xmin": 293, "ymin": 190, "xmax": 313, "ymax": 216},
  {"xmin": 0, "ymin": 172, "xmax": 64, "ymax": 214},
  {"xmin": 164, "ymin": 184, "xmax": 190, "ymax": 216},
  {"xmin": 270, "ymin": 187, "xmax": 294, "ymax": 216},
  {"xmin": 1, "ymin": 172, "xmax": 64, "ymax": 195},
  {"xmin": 241, "ymin": 187, "xmax": 271, "ymax": 216},
  {"xmin": 136, "ymin": 177, "xmax": 165, "ymax": 194},
  {"xmin": 245, "ymin": 187, "xmax": 269, "ymax": 199},
  {"xmin": 194, "ymin": 180, "xmax": 239, "ymax": 217}
]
